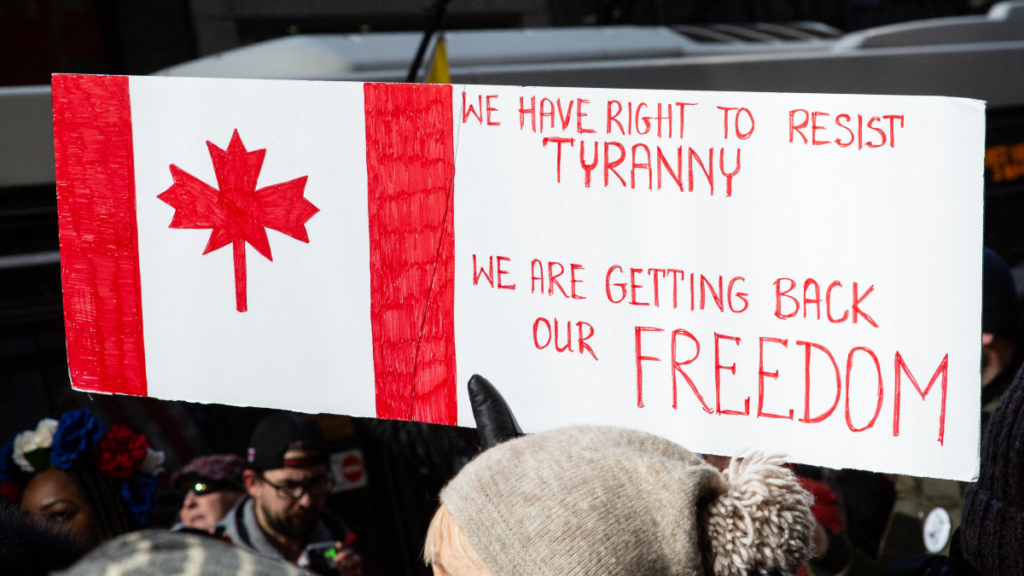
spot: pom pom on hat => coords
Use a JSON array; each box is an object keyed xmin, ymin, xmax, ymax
[{"xmin": 703, "ymin": 453, "xmax": 816, "ymax": 576}]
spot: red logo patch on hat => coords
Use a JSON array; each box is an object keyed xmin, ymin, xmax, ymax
[{"xmin": 247, "ymin": 447, "xmax": 256, "ymax": 462}]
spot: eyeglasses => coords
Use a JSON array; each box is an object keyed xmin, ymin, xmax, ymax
[{"xmin": 258, "ymin": 473, "xmax": 334, "ymax": 501}]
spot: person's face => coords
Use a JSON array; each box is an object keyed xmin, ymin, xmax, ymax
[
  {"xmin": 179, "ymin": 481, "xmax": 243, "ymax": 533},
  {"xmin": 982, "ymin": 332, "xmax": 1017, "ymax": 386},
  {"xmin": 21, "ymin": 468, "xmax": 100, "ymax": 548},
  {"xmin": 245, "ymin": 451, "xmax": 330, "ymax": 539}
]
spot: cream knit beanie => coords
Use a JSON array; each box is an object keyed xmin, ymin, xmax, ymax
[{"xmin": 440, "ymin": 426, "xmax": 815, "ymax": 576}]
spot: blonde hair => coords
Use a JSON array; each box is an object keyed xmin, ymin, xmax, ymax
[
  {"xmin": 423, "ymin": 503, "xmax": 491, "ymax": 574},
  {"xmin": 423, "ymin": 503, "xmax": 459, "ymax": 565}
]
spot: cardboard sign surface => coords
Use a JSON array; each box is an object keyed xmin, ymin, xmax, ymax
[{"xmin": 52, "ymin": 74, "xmax": 984, "ymax": 480}]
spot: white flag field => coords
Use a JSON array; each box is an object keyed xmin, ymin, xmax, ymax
[{"xmin": 52, "ymin": 74, "xmax": 984, "ymax": 480}]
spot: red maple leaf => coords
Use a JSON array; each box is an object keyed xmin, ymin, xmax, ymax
[{"xmin": 158, "ymin": 130, "xmax": 319, "ymax": 312}]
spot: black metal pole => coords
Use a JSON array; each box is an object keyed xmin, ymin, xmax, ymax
[{"xmin": 406, "ymin": 0, "xmax": 454, "ymax": 83}]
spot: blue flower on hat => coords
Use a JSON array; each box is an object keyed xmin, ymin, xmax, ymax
[
  {"xmin": 51, "ymin": 409, "xmax": 106, "ymax": 470},
  {"xmin": 120, "ymin": 473, "xmax": 157, "ymax": 525},
  {"xmin": 0, "ymin": 433, "xmax": 18, "ymax": 483}
]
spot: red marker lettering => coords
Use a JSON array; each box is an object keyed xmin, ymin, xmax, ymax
[
  {"xmin": 796, "ymin": 340, "xmax": 841, "ymax": 423},
  {"xmin": 789, "ymin": 109, "xmax": 809, "ymax": 144},
  {"xmin": 464, "ymin": 93, "xmax": 484, "ymax": 124},
  {"xmin": 517, "ymin": 96, "xmax": 534, "ymax": 131},
  {"xmin": 473, "ymin": 254, "xmax": 493, "ymax": 287},
  {"xmin": 496, "ymin": 256, "xmax": 515, "ymax": 290},
  {"xmin": 543, "ymin": 137, "xmax": 575, "ymax": 183},
  {"xmin": 577, "ymin": 98, "xmax": 595, "ymax": 134},
  {"xmin": 485, "ymin": 95, "xmax": 500, "ymax": 126},
  {"xmin": 774, "ymin": 278, "xmax": 799, "ymax": 319},
  {"xmin": 715, "ymin": 333, "xmax": 747, "ymax": 415},
  {"xmin": 845, "ymin": 346, "xmax": 883, "ymax": 432},
  {"xmin": 672, "ymin": 329, "xmax": 710, "ymax": 412},
  {"xmin": 758, "ymin": 337, "xmax": 793, "ymax": 419},
  {"xmin": 606, "ymin": 265, "xmax": 627, "ymax": 303},
  {"xmin": 852, "ymin": 283, "xmax": 878, "ymax": 327},
  {"xmin": 894, "ymin": 352, "xmax": 948, "ymax": 444},
  {"xmin": 635, "ymin": 326, "xmax": 664, "ymax": 408}
]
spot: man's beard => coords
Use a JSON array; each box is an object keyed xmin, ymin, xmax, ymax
[{"xmin": 259, "ymin": 500, "xmax": 317, "ymax": 539}]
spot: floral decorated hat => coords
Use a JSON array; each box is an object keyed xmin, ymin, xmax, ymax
[{"xmin": 0, "ymin": 408, "xmax": 164, "ymax": 525}]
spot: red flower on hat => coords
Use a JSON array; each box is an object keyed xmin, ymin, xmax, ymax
[
  {"xmin": 0, "ymin": 481, "xmax": 21, "ymax": 501},
  {"xmin": 94, "ymin": 425, "xmax": 149, "ymax": 479}
]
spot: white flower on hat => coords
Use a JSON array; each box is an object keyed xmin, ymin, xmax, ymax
[
  {"xmin": 12, "ymin": 418, "xmax": 59, "ymax": 473},
  {"xmin": 138, "ymin": 448, "xmax": 166, "ymax": 475}
]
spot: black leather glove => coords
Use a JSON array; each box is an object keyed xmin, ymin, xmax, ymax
[{"xmin": 468, "ymin": 374, "xmax": 524, "ymax": 451}]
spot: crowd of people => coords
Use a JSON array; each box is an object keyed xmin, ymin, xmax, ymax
[
  {"xmin": 0, "ymin": 408, "xmax": 369, "ymax": 575},
  {"xmin": 1, "ymin": 248, "xmax": 1022, "ymax": 576}
]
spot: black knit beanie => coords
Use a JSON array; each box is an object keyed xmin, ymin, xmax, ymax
[
  {"xmin": 961, "ymin": 364, "xmax": 1024, "ymax": 574},
  {"xmin": 982, "ymin": 248, "xmax": 1018, "ymax": 340}
]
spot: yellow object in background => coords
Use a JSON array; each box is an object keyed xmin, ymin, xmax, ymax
[
  {"xmin": 986, "ymin": 142, "xmax": 1024, "ymax": 183},
  {"xmin": 426, "ymin": 34, "xmax": 451, "ymax": 84}
]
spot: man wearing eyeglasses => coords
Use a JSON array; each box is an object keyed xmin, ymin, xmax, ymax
[{"xmin": 218, "ymin": 413, "xmax": 363, "ymax": 576}]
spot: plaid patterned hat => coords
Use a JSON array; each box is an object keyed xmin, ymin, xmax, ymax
[{"xmin": 171, "ymin": 454, "xmax": 245, "ymax": 490}]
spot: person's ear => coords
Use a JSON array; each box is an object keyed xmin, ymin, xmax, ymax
[
  {"xmin": 468, "ymin": 375, "xmax": 523, "ymax": 451},
  {"xmin": 242, "ymin": 470, "xmax": 261, "ymax": 499}
]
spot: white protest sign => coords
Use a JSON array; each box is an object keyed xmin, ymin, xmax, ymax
[{"xmin": 52, "ymin": 74, "xmax": 984, "ymax": 480}]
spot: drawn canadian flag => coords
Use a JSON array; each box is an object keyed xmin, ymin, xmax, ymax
[{"xmin": 53, "ymin": 75, "xmax": 456, "ymax": 425}]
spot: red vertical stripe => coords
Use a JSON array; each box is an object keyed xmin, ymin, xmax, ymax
[
  {"xmin": 365, "ymin": 83, "xmax": 457, "ymax": 425},
  {"xmin": 53, "ymin": 74, "xmax": 147, "ymax": 397}
]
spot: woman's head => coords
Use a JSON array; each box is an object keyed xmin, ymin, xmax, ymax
[
  {"xmin": 172, "ymin": 454, "xmax": 247, "ymax": 533},
  {"xmin": 427, "ymin": 426, "xmax": 815, "ymax": 576},
  {"xmin": 424, "ymin": 503, "xmax": 491, "ymax": 576},
  {"xmin": 1, "ymin": 410, "xmax": 163, "ymax": 550}
]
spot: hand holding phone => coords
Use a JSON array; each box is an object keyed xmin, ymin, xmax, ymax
[{"xmin": 307, "ymin": 542, "xmax": 363, "ymax": 576}]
